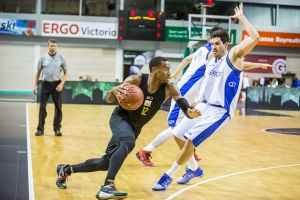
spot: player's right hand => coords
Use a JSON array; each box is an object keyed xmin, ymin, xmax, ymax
[
  {"xmin": 170, "ymin": 74, "xmax": 177, "ymax": 79},
  {"xmin": 187, "ymin": 108, "xmax": 201, "ymax": 118},
  {"xmin": 115, "ymin": 83, "xmax": 130, "ymax": 100}
]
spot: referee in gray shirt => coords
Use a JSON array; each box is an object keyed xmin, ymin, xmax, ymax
[{"xmin": 33, "ymin": 39, "xmax": 68, "ymax": 136}]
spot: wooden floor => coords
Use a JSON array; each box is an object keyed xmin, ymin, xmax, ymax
[{"xmin": 27, "ymin": 103, "xmax": 300, "ymax": 200}]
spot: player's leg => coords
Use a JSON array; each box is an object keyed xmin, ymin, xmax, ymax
[
  {"xmin": 152, "ymin": 116, "xmax": 197, "ymax": 191},
  {"xmin": 175, "ymin": 105, "xmax": 230, "ymax": 185},
  {"xmin": 96, "ymin": 108, "xmax": 137, "ymax": 199}
]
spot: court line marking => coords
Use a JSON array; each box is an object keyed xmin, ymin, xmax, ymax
[
  {"xmin": 26, "ymin": 103, "xmax": 35, "ymax": 200},
  {"xmin": 165, "ymin": 163, "xmax": 300, "ymax": 200}
]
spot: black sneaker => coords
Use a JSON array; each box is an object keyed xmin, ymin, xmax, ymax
[
  {"xmin": 56, "ymin": 164, "xmax": 70, "ymax": 189},
  {"xmin": 35, "ymin": 130, "xmax": 44, "ymax": 136},
  {"xmin": 55, "ymin": 130, "xmax": 62, "ymax": 136}
]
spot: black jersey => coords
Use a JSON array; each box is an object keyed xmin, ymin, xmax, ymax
[{"xmin": 118, "ymin": 74, "xmax": 166, "ymax": 127}]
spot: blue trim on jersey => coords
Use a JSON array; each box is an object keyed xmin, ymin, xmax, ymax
[
  {"xmin": 168, "ymin": 64, "xmax": 206, "ymax": 127},
  {"xmin": 226, "ymin": 53, "xmax": 243, "ymax": 73},
  {"xmin": 224, "ymin": 70, "xmax": 241, "ymax": 111},
  {"xmin": 189, "ymin": 112, "xmax": 229, "ymax": 147},
  {"xmin": 204, "ymin": 43, "xmax": 212, "ymax": 60}
]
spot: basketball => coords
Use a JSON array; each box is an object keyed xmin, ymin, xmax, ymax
[{"xmin": 118, "ymin": 84, "xmax": 144, "ymax": 111}]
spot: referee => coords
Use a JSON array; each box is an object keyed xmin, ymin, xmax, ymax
[{"xmin": 33, "ymin": 39, "xmax": 68, "ymax": 136}]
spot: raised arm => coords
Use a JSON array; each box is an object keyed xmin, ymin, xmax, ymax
[
  {"xmin": 243, "ymin": 62, "xmax": 275, "ymax": 70},
  {"xmin": 229, "ymin": 4, "xmax": 259, "ymax": 67},
  {"xmin": 105, "ymin": 75, "xmax": 141, "ymax": 103},
  {"xmin": 170, "ymin": 53, "xmax": 194, "ymax": 79}
]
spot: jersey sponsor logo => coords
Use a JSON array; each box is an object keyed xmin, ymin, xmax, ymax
[
  {"xmin": 146, "ymin": 96, "xmax": 153, "ymax": 100},
  {"xmin": 144, "ymin": 100, "xmax": 152, "ymax": 107},
  {"xmin": 141, "ymin": 107, "xmax": 149, "ymax": 115},
  {"xmin": 168, "ymin": 120, "xmax": 175, "ymax": 125},
  {"xmin": 194, "ymin": 50, "xmax": 202, "ymax": 60},
  {"xmin": 208, "ymin": 70, "xmax": 222, "ymax": 77},
  {"xmin": 228, "ymin": 82, "xmax": 236, "ymax": 87}
]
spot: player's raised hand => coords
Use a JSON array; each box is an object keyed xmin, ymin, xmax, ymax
[
  {"xmin": 187, "ymin": 108, "xmax": 201, "ymax": 118},
  {"xmin": 231, "ymin": 3, "xmax": 243, "ymax": 19},
  {"xmin": 170, "ymin": 73, "xmax": 177, "ymax": 79},
  {"xmin": 261, "ymin": 64, "xmax": 275, "ymax": 69}
]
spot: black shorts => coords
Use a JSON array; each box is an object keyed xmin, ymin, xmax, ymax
[{"xmin": 105, "ymin": 107, "xmax": 142, "ymax": 156}]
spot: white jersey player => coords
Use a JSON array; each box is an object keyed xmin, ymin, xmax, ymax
[{"xmin": 153, "ymin": 3, "xmax": 260, "ymax": 191}]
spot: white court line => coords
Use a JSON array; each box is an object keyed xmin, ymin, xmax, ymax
[
  {"xmin": 165, "ymin": 163, "xmax": 300, "ymax": 200},
  {"xmin": 26, "ymin": 103, "xmax": 35, "ymax": 200}
]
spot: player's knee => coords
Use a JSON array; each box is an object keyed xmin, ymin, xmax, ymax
[{"xmin": 122, "ymin": 137, "xmax": 135, "ymax": 153}]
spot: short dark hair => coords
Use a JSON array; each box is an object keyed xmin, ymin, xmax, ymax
[
  {"xmin": 210, "ymin": 26, "xmax": 229, "ymax": 44},
  {"xmin": 149, "ymin": 56, "xmax": 168, "ymax": 72},
  {"xmin": 48, "ymin": 39, "xmax": 57, "ymax": 45}
]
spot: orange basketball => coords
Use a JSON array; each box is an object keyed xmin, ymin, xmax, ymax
[{"xmin": 118, "ymin": 84, "xmax": 144, "ymax": 111}]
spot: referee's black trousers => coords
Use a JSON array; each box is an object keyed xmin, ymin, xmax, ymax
[{"xmin": 37, "ymin": 81, "xmax": 62, "ymax": 132}]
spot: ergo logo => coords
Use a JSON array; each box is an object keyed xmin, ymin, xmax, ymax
[{"xmin": 43, "ymin": 23, "xmax": 79, "ymax": 34}]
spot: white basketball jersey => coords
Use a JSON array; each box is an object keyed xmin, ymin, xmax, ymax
[
  {"xmin": 199, "ymin": 52, "xmax": 243, "ymax": 118},
  {"xmin": 177, "ymin": 43, "xmax": 212, "ymax": 89}
]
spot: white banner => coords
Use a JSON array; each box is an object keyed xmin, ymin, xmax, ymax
[{"xmin": 41, "ymin": 20, "xmax": 117, "ymax": 39}]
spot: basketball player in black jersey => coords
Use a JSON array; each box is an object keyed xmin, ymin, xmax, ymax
[{"xmin": 55, "ymin": 56, "xmax": 201, "ymax": 199}]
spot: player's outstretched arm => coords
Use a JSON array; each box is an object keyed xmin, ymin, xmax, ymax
[
  {"xmin": 105, "ymin": 75, "xmax": 141, "ymax": 103},
  {"xmin": 170, "ymin": 53, "xmax": 194, "ymax": 79},
  {"xmin": 166, "ymin": 82, "xmax": 201, "ymax": 118},
  {"xmin": 243, "ymin": 62, "xmax": 275, "ymax": 70},
  {"xmin": 230, "ymin": 4, "xmax": 259, "ymax": 66}
]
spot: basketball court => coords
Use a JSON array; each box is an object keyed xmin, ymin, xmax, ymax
[{"xmin": 1, "ymin": 102, "xmax": 299, "ymax": 200}]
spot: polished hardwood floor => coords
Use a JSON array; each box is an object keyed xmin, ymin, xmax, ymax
[{"xmin": 27, "ymin": 103, "xmax": 300, "ymax": 200}]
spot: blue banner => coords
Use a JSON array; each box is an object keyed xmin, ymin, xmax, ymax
[{"xmin": 0, "ymin": 19, "xmax": 36, "ymax": 36}]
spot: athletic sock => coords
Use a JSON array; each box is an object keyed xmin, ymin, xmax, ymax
[
  {"xmin": 166, "ymin": 161, "xmax": 182, "ymax": 178},
  {"xmin": 187, "ymin": 155, "xmax": 198, "ymax": 171}
]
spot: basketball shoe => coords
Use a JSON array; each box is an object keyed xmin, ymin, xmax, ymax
[
  {"xmin": 95, "ymin": 182, "xmax": 128, "ymax": 199},
  {"xmin": 152, "ymin": 173, "xmax": 173, "ymax": 191},
  {"xmin": 136, "ymin": 150, "xmax": 155, "ymax": 167},
  {"xmin": 176, "ymin": 167, "xmax": 204, "ymax": 184},
  {"xmin": 56, "ymin": 164, "xmax": 70, "ymax": 189}
]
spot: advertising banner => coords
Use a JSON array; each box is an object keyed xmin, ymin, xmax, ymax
[
  {"xmin": 0, "ymin": 19, "xmax": 36, "ymax": 36},
  {"xmin": 41, "ymin": 20, "xmax": 118, "ymax": 39},
  {"xmin": 166, "ymin": 26, "xmax": 236, "ymax": 44},
  {"xmin": 244, "ymin": 55, "xmax": 286, "ymax": 74},
  {"xmin": 242, "ymin": 30, "xmax": 300, "ymax": 48}
]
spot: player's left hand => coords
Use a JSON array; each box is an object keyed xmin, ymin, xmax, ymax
[
  {"xmin": 231, "ymin": 3, "xmax": 243, "ymax": 19},
  {"xmin": 261, "ymin": 64, "xmax": 275, "ymax": 69},
  {"xmin": 56, "ymin": 84, "xmax": 63, "ymax": 92},
  {"xmin": 187, "ymin": 108, "xmax": 201, "ymax": 118}
]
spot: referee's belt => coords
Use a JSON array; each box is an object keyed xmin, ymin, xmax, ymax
[
  {"xmin": 201, "ymin": 100, "xmax": 224, "ymax": 108},
  {"xmin": 44, "ymin": 80, "xmax": 61, "ymax": 83}
]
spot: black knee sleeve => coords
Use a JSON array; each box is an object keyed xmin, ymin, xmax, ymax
[{"xmin": 82, "ymin": 155, "xmax": 110, "ymax": 171}]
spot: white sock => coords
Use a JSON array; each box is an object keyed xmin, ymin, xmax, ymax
[
  {"xmin": 143, "ymin": 127, "xmax": 173, "ymax": 151},
  {"xmin": 143, "ymin": 143, "xmax": 155, "ymax": 152},
  {"xmin": 166, "ymin": 161, "xmax": 182, "ymax": 178},
  {"xmin": 187, "ymin": 155, "xmax": 198, "ymax": 171}
]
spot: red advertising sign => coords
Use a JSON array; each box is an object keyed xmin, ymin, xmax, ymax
[
  {"xmin": 244, "ymin": 55, "xmax": 286, "ymax": 74},
  {"xmin": 242, "ymin": 30, "xmax": 300, "ymax": 48}
]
